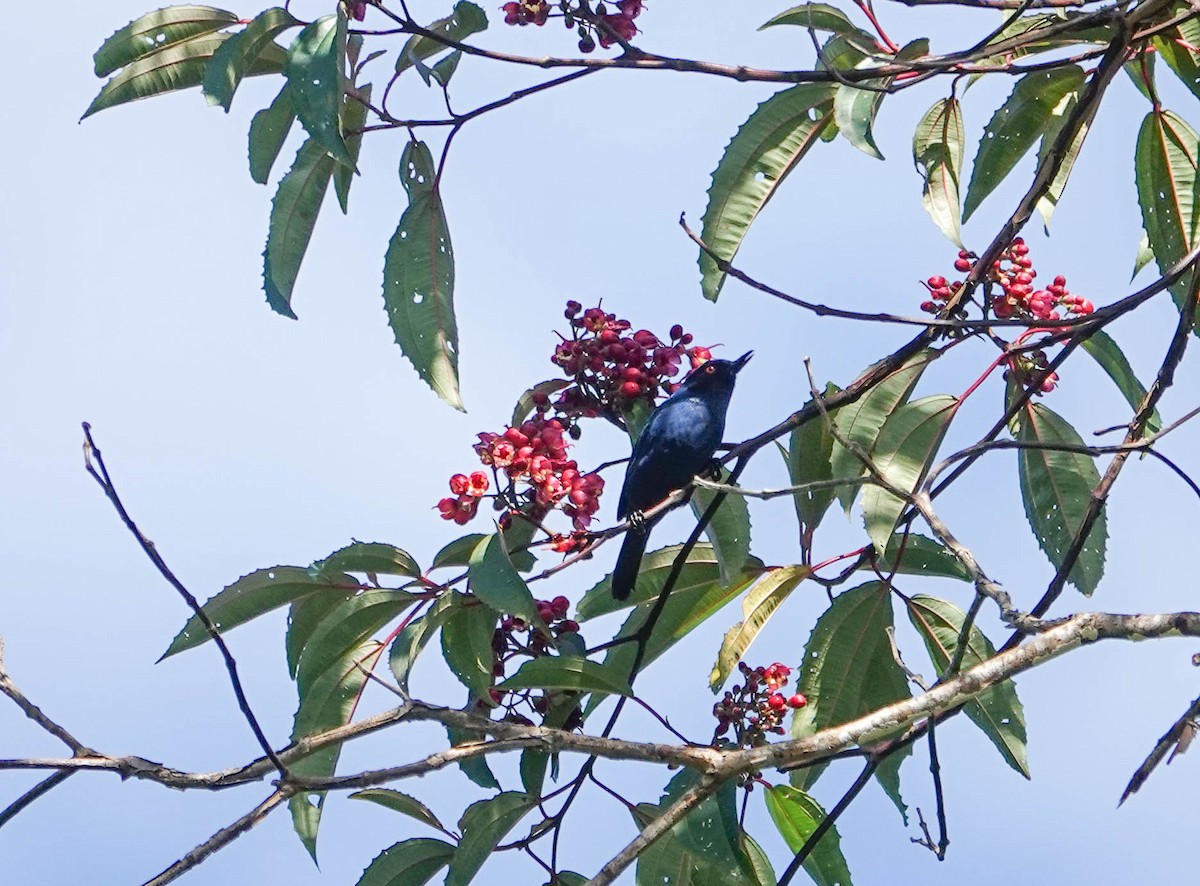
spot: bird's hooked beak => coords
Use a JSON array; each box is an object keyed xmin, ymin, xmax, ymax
[{"xmin": 732, "ymin": 351, "xmax": 753, "ymax": 373}]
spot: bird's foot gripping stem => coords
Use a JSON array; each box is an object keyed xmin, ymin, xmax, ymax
[{"xmin": 628, "ymin": 509, "xmax": 647, "ymax": 532}]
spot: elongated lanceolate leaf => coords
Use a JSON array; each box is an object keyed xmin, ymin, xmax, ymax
[
  {"xmin": 445, "ymin": 792, "xmax": 535, "ymax": 886},
  {"xmin": 1033, "ymin": 87, "xmax": 1088, "ymax": 229},
  {"xmin": 356, "ymin": 838, "xmax": 454, "ymax": 886},
  {"xmin": 311, "ymin": 541, "xmax": 421, "ymax": 580},
  {"xmin": 440, "ymin": 594, "xmax": 497, "ymax": 698},
  {"xmin": 93, "ymin": 5, "xmax": 237, "ymax": 76},
  {"xmin": 578, "ymin": 544, "xmax": 751, "ymax": 619},
  {"xmin": 1079, "ymin": 330, "xmax": 1162, "ymax": 433},
  {"xmin": 760, "ymin": 3, "xmax": 876, "ymax": 45},
  {"xmin": 1154, "ymin": 27, "xmax": 1200, "ymax": 103},
  {"xmin": 203, "ymin": 7, "xmax": 300, "ymax": 111},
  {"xmin": 248, "ymin": 84, "xmax": 296, "ymax": 184},
  {"xmin": 295, "ymin": 589, "xmax": 416, "ymax": 697},
  {"xmin": 785, "ymin": 386, "xmax": 840, "ymax": 538},
  {"xmin": 84, "ymin": 33, "xmax": 285, "ymax": 118},
  {"xmin": 384, "ymin": 140, "xmax": 463, "ymax": 409},
  {"xmin": 499, "ymin": 656, "xmax": 632, "ymax": 697},
  {"xmin": 1016, "ymin": 403, "xmax": 1107, "ymax": 595},
  {"xmin": 1135, "ymin": 109, "xmax": 1200, "ymax": 314},
  {"xmin": 906, "ymin": 594, "xmax": 1029, "ymax": 777},
  {"xmin": 764, "ymin": 786, "xmax": 853, "ymax": 886},
  {"xmin": 285, "ymin": 13, "xmax": 353, "ymax": 168},
  {"xmin": 468, "ymin": 533, "xmax": 544, "ymax": 628},
  {"xmin": 396, "ymin": 1, "xmax": 488, "ymax": 74},
  {"xmin": 691, "ymin": 467, "xmax": 752, "ymax": 586},
  {"xmin": 833, "ymin": 39, "xmax": 928, "ymax": 161},
  {"xmin": 699, "ymin": 84, "xmax": 835, "ymax": 301},
  {"xmin": 963, "ymin": 66, "xmax": 1085, "ymax": 221},
  {"xmin": 913, "ymin": 97, "xmax": 964, "ymax": 246},
  {"xmin": 335, "ymin": 83, "xmax": 372, "ymax": 212},
  {"xmin": 709, "ymin": 565, "xmax": 810, "ymax": 690},
  {"xmin": 876, "ymin": 532, "xmax": 970, "ymax": 581},
  {"xmin": 263, "ymin": 139, "xmax": 336, "ymax": 317},
  {"xmin": 350, "ymin": 789, "xmax": 446, "ymax": 833},
  {"xmin": 388, "ymin": 592, "xmax": 455, "ymax": 689}
]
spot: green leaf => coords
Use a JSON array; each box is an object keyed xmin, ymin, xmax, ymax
[
  {"xmin": 295, "ymin": 589, "xmax": 417, "ymax": 697},
  {"xmin": 1135, "ymin": 108, "xmax": 1200, "ymax": 313},
  {"xmin": 162, "ymin": 566, "xmax": 352, "ymax": 658},
  {"xmin": 875, "ymin": 533, "xmax": 970, "ymax": 581},
  {"xmin": 356, "ymin": 837, "xmax": 455, "ymax": 886},
  {"xmin": 963, "ymin": 66, "xmax": 1085, "ymax": 221},
  {"xmin": 913, "ymin": 97, "xmax": 965, "ymax": 246},
  {"xmin": 760, "ymin": 3, "xmax": 874, "ymax": 43},
  {"xmin": 433, "ymin": 534, "xmax": 488, "ymax": 570},
  {"xmin": 287, "ymin": 586, "xmax": 357, "ymax": 677},
  {"xmin": 469, "ymin": 534, "xmax": 544, "ymax": 628},
  {"xmin": 335, "ymin": 83, "xmax": 372, "ymax": 213},
  {"xmin": 861, "ymin": 394, "xmax": 957, "ymax": 552},
  {"xmin": 520, "ymin": 748, "xmax": 549, "ymax": 798},
  {"xmin": 441, "ymin": 594, "xmax": 498, "ymax": 699},
  {"xmin": 248, "ymin": 84, "xmax": 296, "ymax": 184},
  {"xmin": 543, "ymin": 874, "xmax": 588, "ymax": 886},
  {"xmin": 512, "ymin": 379, "xmax": 570, "ymax": 426},
  {"xmin": 262, "ymin": 138, "xmax": 336, "ymax": 318},
  {"xmin": 499, "ymin": 514, "xmax": 538, "ymax": 573},
  {"xmin": 202, "ymin": 7, "xmax": 299, "ymax": 111},
  {"xmin": 445, "ymin": 792, "xmax": 535, "ymax": 886},
  {"xmin": 1133, "ymin": 228, "xmax": 1155, "ymax": 280},
  {"xmin": 84, "ymin": 33, "xmax": 285, "ymax": 118},
  {"xmin": 446, "ymin": 723, "xmax": 500, "ymax": 789},
  {"xmin": 383, "ymin": 140, "xmax": 463, "ymax": 410},
  {"xmin": 285, "ymin": 13, "xmax": 353, "ymax": 168},
  {"xmin": 764, "ymin": 786, "xmax": 853, "ymax": 886},
  {"xmin": 312, "ymin": 542, "xmax": 421, "ymax": 581},
  {"xmin": 906, "ymin": 594, "xmax": 1029, "ymax": 777},
  {"xmin": 388, "ymin": 593, "xmax": 455, "ymax": 689},
  {"xmin": 833, "ymin": 39, "xmax": 927, "ymax": 161},
  {"xmin": 1079, "ymin": 330, "xmax": 1162, "ymax": 433},
  {"xmin": 789, "ymin": 582, "xmax": 911, "ymax": 797},
  {"xmin": 290, "ymin": 639, "xmax": 384, "ymax": 859},
  {"xmin": 432, "ymin": 50, "xmax": 464, "ymax": 86},
  {"xmin": 1154, "ymin": 27, "xmax": 1200, "ymax": 103},
  {"xmin": 1016, "ymin": 403, "xmax": 1107, "ymax": 594},
  {"xmin": 351, "ymin": 789, "xmax": 446, "ymax": 833},
  {"xmin": 500, "ymin": 656, "xmax": 633, "ymax": 696},
  {"xmin": 740, "ymin": 833, "xmax": 777, "ymax": 886},
  {"xmin": 93, "ymin": 5, "xmax": 238, "ymax": 76},
  {"xmin": 699, "ymin": 84, "xmax": 835, "ymax": 301},
  {"xmin": 691, "ymin": 468, "xmax": 752, "ymax": 586},
  {"xmin": 1033, "ymin": 89, "xmax": 1087, "ymax": 229},
  {"xmin": 830, "ymin": 349, "xmax": 937, "ymax": 513},
  {"xmin": 785, "ymin": 387, "xmax": 840, "ymax": 536},
  {"xmin": 395, "ymin": 1, "xmax": 488, "ymax": 75},
  {"xmin": 709, "ymin": 565, "xmax": 811, "ymax": 690}
]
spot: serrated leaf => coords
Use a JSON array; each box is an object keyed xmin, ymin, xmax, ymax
[
  {"xmin": 963, "ymin": 66, "xmax": 1085, "ymax": 221},
  {"xmin": 202, "ymin": 7, "xmax": 299, "ymax": 111},
  {"xmin": 709, "ymin": 565, "xmax": 810, "ymax": 690},
  {"xmin": 350, "ymin": 789, "xmax": 446, "ymax": 833},
  {"xmin": 1079, "ymin": 330, "xmax": 1162, "ymax": 433},
  {"xmin": 383, "ymin": 140, "xmax": 462, "ymax": 409},
  {"xmin": 285, "ymin": 13, "xmax": 352, "ymax": 168},
  {"xmin": 1154, "ymin": 27, "xmax": 1200, "ymax": 103},
  {"xmin": 446, "ymin": 723, "xmax": 500, "ymax": 789},
  {"xmin": 691, "ymin": 468, "xmax": 752, "ymax": 586},
  {"xmin": 500, "ymin": 656, "xmax": 632, "ymax": 696},
  {"xmin": 295, "ymin": 589, "xmax": 417, "ymax": 697},
  {"xmin": 93, "ymin": 5, "xmax": 237, "ymax": 77},
  {"xmin": 875, "ymin": 533, "xmax": 970, "ymax": 581},
  {"xmin": 833, "ymin": 39, "xmax": 928, "ymax": 161},
  {"xmin": 740, "ymin": 833, "xmax": 777, "ymax": 886},
  {"xmin": 433, "ymin": 534, "xmax": 488, "ymax": 570},
  {"xmin": 395, "ymin": 1, "xmax": 488, "ymax": 75},
  {"xmin": 913, "ymin": 97, "xmax": 964, "ymax": 246},
  {"xmin": 262, "ymin": 138, "xmax": 335, "ymax": 318},
  {"xmin": 290, "ymin": 639, "xmax": 384, "ymax": 859},
  {"xmin": 248, "ymin": 83, "xmax": 296, "ymax": 184},
  {"xmin": 431, "ymin": 50, "xmax": 463, "ymax": 86},
  {"xmin": 356, "ymin": 837, "xmax": 455, "ymax": 886},
  {"xmin": 786, "ymin": 386, "xmax": 839, "ymax": 536},
  {"xmin": 512, "ymin": 379, "xmax": 570, "ymax": 426},
  {"xmin": 312, "ymin": 542, "xmax": 421, "ymax": 580},
  {"xmin": 335, "ymin": 83, "xmax": 372, "ymax": 213},
  {"xmin": 906, "ymin": 594, "xmax": 1029, "ymax": 777},
  {"xmin": 699, "ymin": 84, "xmax": 835, "ymax": 301},
  {"xmin": 830, "ymin": 349, "xmax": 937, "ymax": 513},
  {"xmin": 388, "ymin": 593, "xmax": 455, "ymax": 689},
  {"xmin": 162, "ymin": 566, "xmax": 352, "ymax": 658},
  {"xmin": 446, "ymin": 792, "xmax": 535, "ymax": 886},
  {"xmin": 760, "ymin": 3, "xmax": 874, "ymax": 44},
  {"xmin": 1135, "ymin": 108, "xmax": 1200, "ymax": 314},
  {"xmin": 441, "ymin": 594, "xmax": 497, "ymax": 699},
  {"xmin": 862, "ymin": 394, "xmax": 957, "ymax": 551},
  {"xmin": 84, "ymin": 33, "xmax": 285, "ymax": 118},
  {"xmin": 1016, "ymin": 403, "xmax": 1107, "ymax": 594},
  {"xmin": 764, "ymin": 786, "xmax": 853, "ymax": 886},
  {"xmin": 468, "ymin": 533, "xmax": 544, "ymax": 628},
  {"xmin": 287, "ymin": 586, "xmax": 357, "ymax": 677}
]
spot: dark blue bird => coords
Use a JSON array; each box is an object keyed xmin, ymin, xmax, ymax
[{"xmin": 612, "ymin": 351, "xmax": 752, "ymax": 600}]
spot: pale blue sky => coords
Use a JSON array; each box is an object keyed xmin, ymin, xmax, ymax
[{"xmin": 3, "ymin": 1, "xmax": 1199, "ymax": 883}]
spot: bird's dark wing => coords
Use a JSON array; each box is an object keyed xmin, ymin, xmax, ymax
[{"xmin": 617, "ymin": 397, "xmax": 719, "ymax": 518}]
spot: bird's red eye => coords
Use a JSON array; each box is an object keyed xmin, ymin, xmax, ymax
[{"xmin": 704, "ymin": 364, "xmax": 716, "ymax": 374}]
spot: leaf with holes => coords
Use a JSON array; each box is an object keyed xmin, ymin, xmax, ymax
[
  {"xmin": 311, "ymin": 542, "xmax": 421, "ymax": 581},
  {"xmin": 93, "ymin": 5, "xmax": 238, "ymax": 76},
  {"xmin": 906, "ymin": 594, "xmax": 1029, "ymax": 777},
  {"xmin": 84, "ymin": 33, "xmax": 285, "ymax": 118},
  {"xmin": 287, "ymin": 586, "xmax": 357, "ymax": 677},
  {"xmin": 203, "ymin": 7, "xmax": 299, "ymax": 111},
  {"xmin": 1079, "ymin": 330, "xmax": 1162, "ymax": 433},
  {"xmin": 1135, "ymin": 109, "xmax": 1200, "ymax": 313},
  {"xmin": 335, "ymin": 83, "xmax": 372, "ymax": 212},
  {"xmin": 395, "ymin": 1, "xmax": 488, "ymax": 75},
  {"xmin": 876, "ymin": 533, "xmax": 970, "ymax": 581},
  {"xmin": 764, "ymin": 786, "xmax": 853, "ymax": 886},
  {"xmin": 699, "ymin": 84, "xmax": 835, "ymax": 301},
  {"xmin": 710, "ymin": 565, "xmax": 810, "ymax": 690},
  {"xmin": 295, "ymin": 589, "xmax": 417, "ymax": 697},
  {"xmin": 1016, "ymin": 403, "xmax": 1107, "ymax": 595},
  {"xmin": 499, "ymin": 656, "xmax": 632, "ymax": 697},
  {"xmin": 162, "ymin": 566, "xmax": 351, "ymax": 659},
  {"xmin": 446, "ymin": 792, "xmax": 535, "ymax": 886},
  {"xmin": 913, "ymin": 97, "xmax": 964, "ymax": 246},
  {"xmin": 350, "ymin": 789, "xmax": 446, "ymax": 834},
  {"xmin": 383, "ymin": 140, "xmax": 462, "ymax": 409},
  {"xmin": 963, "ymin": 66, "xmax": 1085, "ymax": 221},
  {"xmin": 356, "ymin": 837, "xmax": 455, "ymax": 886},
  {"xmin": 263, "ymin": 138, "xmax": 335, "ymax": 318},
  {"xmin": 248, "ymin": 83, "xmax": 296, "ymax": 184},
  {"xmin": 862, "ymin": 395, "xmax": 957, "ymax": 552},
  {"xmin": 285, "ymin": 13, "xmax": 353, "ymax": 168},
  {"xmin": 290, "ymin": 639, "xmax": 384, "ymax": 859}
]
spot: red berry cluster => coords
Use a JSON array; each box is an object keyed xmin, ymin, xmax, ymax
[
  {"xmin": 499, "ymin": 0, "xmax": 645, "ymax": 53},
  {"xmin": 553, "ymin": 302, "xmax": 709, "ymax": 418},
  {"xmin": 921, "ymin": 239, "xmax": 1095, "ymax": 322},
  {"xmin": 1006, "ymin": 348, "xmax": 1060, "ymax": 395},
  {"xmin": 711, "ymin": 662, "xmax": 807, "ymax": 748},
  {"xmin": 485, "ymin": 596, "xmax": 583, "ymax": 730},
  {"xmin": 436, "ymin": 471, "xmax": 491, "ymax": 525}
]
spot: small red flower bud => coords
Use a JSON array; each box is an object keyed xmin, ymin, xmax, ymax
[
  {"xmin": 449, "ymin": 473, "xmax": 470, "ymax": 495},
  {"xmin": 767, "ymin": 693, "xmax": 786, "ymax": 711},
  {"xmin": 788, "ymin": 694, "xmax": 807, "ymax": 709}
]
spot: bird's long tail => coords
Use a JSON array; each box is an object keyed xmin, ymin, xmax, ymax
[{"xmin": 612, "ymin": 525, "xmax": 650, "ymax": 600}]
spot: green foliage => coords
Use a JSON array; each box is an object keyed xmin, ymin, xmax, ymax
[
  {"xmin": 445, "ymin": 792, "xmax": 535, "ymax": 886},
  {"xmin": 1079, "ymin": 331, "xmax": 1162, "ymax": 433},
  {"xmin": 285, "ymin": 13, "xmax": 353, "ymax": 168},
  {"xmin": 784, "ymin": 387, "xmax": 840, "ymax": 539},
  {"xmin": 202, "ymin": 7, "xmax": 300, "ymax": 111},
  {"xmin": 691, "ymin": 467, "xmax": 753, "ymax": 586},
  {"xmin": 262, "ymin": 138, "xmax": 335, "ymax": 318},
  {"xmin": 311, "ymin": 541, "xmax": 421, "ymax": 580},
  {"xmin": 93, "ymin": 5, "xmax": 238, "ymax": 77},
  {"xmin": 335, "ymin": 83, "xmax": 372, "ymax": 213},
  {"xmin": 468, "ymin": 533, "xmax": 544, "ymax": 628},
  {"xmin": 876, "ymin": 533, "xmax": 971, "ymax": 581},
  {"xmin": 913, "ymin": 97, "xmax": 965, "ymax": 246},
  {"xmin": 1135, "ymin": 108, "xmax": 1200, "ymax": 312},
  {"xmin": 499, "ymin": 656, "xmax": 633, "ymax": 696},
  {"xmin": 833, "ymin": 39, "xmax": 928, "ymax": 161},
  {"xmin": 395, "ymin": 2, "xmax": 488, "ymax": 75},
  {"xmin": 356, "ymin": 838, "xmax": 455, "ymax": 886},
  {"xmin": 764, "ymin": 786, "xmax": 853, "ymax": 886},
  {"xmin": 350, "ymin": 789, "xmax": 447, "ymax": 834},
  {"xmin": 248, "ymin": 84, "xmax": 297, "ymax": 184},
  {"xmin": 440, "ymin": 593, "xmax": 498, "ymax": 699},
  {"xmin": 710, "ymin": 565, "xmax": 811, "ymax": 690}
]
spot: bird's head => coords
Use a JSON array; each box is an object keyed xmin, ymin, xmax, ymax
[{"xmin": 678, "ymin": 351, "xmax": 752, "ymax": 396}]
